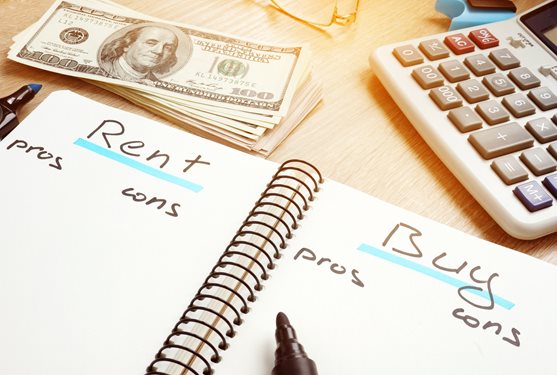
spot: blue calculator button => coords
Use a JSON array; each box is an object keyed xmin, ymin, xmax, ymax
[
  {"xmin": 513, "ymin": 180, "xmax": 553, "ymax": 212},
  {"xmin": 543, "ymin": 174, "xmax": 557, "ymax": 198}
]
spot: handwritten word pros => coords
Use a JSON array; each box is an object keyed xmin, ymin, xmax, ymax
[
  {"xmin": 6, "ymin": 139, "xmax": 63, "ymax": 170},
  {"xmin": 294, "ymin": 247, "xmax": 364, "ymax": 288}
]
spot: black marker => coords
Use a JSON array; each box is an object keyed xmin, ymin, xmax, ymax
[
  {"xmin": 0, "ymin": 83, "xmax": 42, "ymax": 140},
  {"xmin": 272, "ymin": 312, "xmax": 318, "ymax": 375}
]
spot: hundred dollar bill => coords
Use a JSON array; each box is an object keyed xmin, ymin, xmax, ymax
[
  {"xmin": 88, "ymin": 73, "xmax": 324, "ymax": 155},
  {"xmin": 8, "ymin": 0, "xmax": 310, "ymax": 117},
  {"xmin": 12, "ymin": 19, "xmax": 286, "ymax": 128}
]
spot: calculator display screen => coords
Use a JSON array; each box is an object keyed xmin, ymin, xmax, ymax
[
  {"xmin": 545, "ymin": 25, "xmax": 557, "ymax": 46},
  {"xmin": 521, "ymin": 1, "xmax": 557, "ymax": 56}
]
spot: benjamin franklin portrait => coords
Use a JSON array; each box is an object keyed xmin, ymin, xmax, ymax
[{"xmin": 98, "ymin": 23, "xmax": 192, "ymax": 84}]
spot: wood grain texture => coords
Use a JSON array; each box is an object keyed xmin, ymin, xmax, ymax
[{"xmin": 1, "ymin": 0, "xmax": 553, "ymax": 261}]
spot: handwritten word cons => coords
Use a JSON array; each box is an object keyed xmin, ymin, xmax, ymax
[
  {"xmin": 382, "ymin": 222, "xmax": 521, "ymax": 347},
  {"xmin": 121, "ymin": 187, "xmax": 181, "ymax": 218}
]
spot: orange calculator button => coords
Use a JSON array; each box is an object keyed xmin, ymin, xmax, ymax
[
  {"xmin": 444, "ymin": 33, "xmax": 475, "ymax": 54},
  {"xmin": 469, "ymin": 28, "xmax": 500, "ymax": 49}
]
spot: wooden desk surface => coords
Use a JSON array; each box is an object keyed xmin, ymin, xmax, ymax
[{"xmin": 1, "ymin": 0, "xmax": 554, "ymax": 263}]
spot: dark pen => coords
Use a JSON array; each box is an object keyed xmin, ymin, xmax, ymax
[
  {"xmin": 0, "ymin": 83, "xmax": 42, "ymax": 140},
  {"xmin": 272, "ymin": 312, "xmax": 319, "ymax": 375}
]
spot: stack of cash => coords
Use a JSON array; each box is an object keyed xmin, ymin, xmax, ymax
[{"xmin": 8, "ymin": 0, "xmax": 322, "ymax": 155}]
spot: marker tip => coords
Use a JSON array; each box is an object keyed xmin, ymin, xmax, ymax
[
  {"xmin": 28, "ymin": 84, "xmax": 42, "ymax": 93},
  {"xmin": 276, "ymin": 312, "xmax": 290, "ymax": 327}
]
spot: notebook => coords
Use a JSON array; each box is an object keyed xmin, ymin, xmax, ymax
[{"xmin": 1, "ymin": 90, "xmax": 556, "ymax": 374}]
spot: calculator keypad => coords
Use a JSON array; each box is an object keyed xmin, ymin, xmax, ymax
[
  {"xmin": 488, "ymin": 48, "xmax": 520, "ymax": 70},
  {"xmin": 468, "ymin": 122, "xmax": 533, "ymax": 159},
  {"xmin": 457, "ymin": 79, "xmax": 490, "ymax": 103},
  {"xmin": 393, "ymin": 45, "xmax": 424, "ymax": 66},
  {"xmin": 508, "ymin": 67, "xmax": 541, "ymax": 90},
  {"xmin": 525, "ymin": 118, "xmax": 557, "ymax": 143},
  {"xmin": 519, "ymin": 148, "xmax": 557, "ymax": 176},
  {"xmin": 543, "ymin": 174, "xmax": 557, "ymax": 199},
  {"xmin": 439, "ymin": 60, "xmax": 470, "ymax": 82},
  {"xmin": 429, "ymin": 85, "xmax": 463, "ymax": 110},
  {"xmin": 444, "ymin": 33, "xmax": 475, "ymax": 54},
  {"xmin": 464, "ymin": 54, "xmax": 496, "ymax": 76},
  {"xmin": 548, "ymin": 142, "xmax": 557, "ymax": 158},
  {"xmin": 419, "ymin": 39, "xmax": 450, "ymax": 60},
  {"xmin": 491, "ymin": 155, "xmax": 528, "ymax": 184},
  {"xmin": 448, "ymin": 107, "xmax": 483, "ymax": 132},
  {"xmin": 468, "ymin": 28, "xmax": 499, "ymax": 49},
  {"xmin": 513, "ymin": 181, "xmax": 553, "ymax": 211},
  {"xmin": 528, "ymin": 87, "xmax": 557, "ymax": 110},
  {"xmin": 412, "ymin": 65, "xmax": 444, "ymax": 89},
  {"xmin": 392, "ymin": 26, "xmax": 557, "ymax": 214},
  {"xmin": 482, "ymin": 73, "xmax": 515, "ymax": 96},
  {"xmin": 475, "ymin": 100, "xmax": 510, "ymax": 125},
  {"xmin": 502, "ymin": 93, "xmax": 536, "ymax": 118}
]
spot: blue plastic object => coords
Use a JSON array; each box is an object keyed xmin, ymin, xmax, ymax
[
  {"xmin": 28, "ymin": 84, "xmax": 42, "ymax": 94},
  {"xmin": 435, "ymin": 0, "xmax": 515, "ymax": 31}
]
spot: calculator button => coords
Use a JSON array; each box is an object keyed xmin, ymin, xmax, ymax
[
  {"xmin": 468, "ymin": 122, "xmax": 534, "ymax": 159},
  {"xmin": 528, "ymin": 87, "xmax": 557, "ymax": 111},
  {"xmin": 519, "ymin": 148, "xmax": 557, "ymax": 176},
  {"xmin": 548, "ymin": 142, "xmax": 557, "ymax": 159},
  {"xmin": 456, "ymin": 79, "xmax": 490, "ymax": 103},
  {"xmin": 502, "ymin": 93, "xmax": 536, "ymax": 118},
  {"xmin": 482, "ymin": 73, "xmax": 515, "ymax": 96},
  {"xmin": 475, "ymin": 100, "xmax": 510, "ymax": 125},
  {"xmin": 418, "ymin": 39, "xmax": 450, "ymax": 60},
  {"xmin": 464, "ymin": 54, "xmax": 496, "ymax": 76},
  {"xmin": 508, "ymin": 67, "xmax": 541, "ymax": 90},
  {"xmin": 539, "ymin": 65, "xmax": 557, "ymax": 79},
  {"xmin": 508, "ymin": 36, "xmax": 526, "ymax": 49},
  {"xmin": 488, "ymin": 48, "xmax": 520, "ymax": 70},
  {"xmin": 525, "ymin": 118, "xmax": 557, "ymax": 143},
  {"xmin": 411, "ymin": 65, "xmax": 444, "ymax": 89},
  {"xmin": 491, "ymin": 156, "xmax": 528, "ymax": 185},
  {"xmin": 448, "ymin": 107, "xmax": 483, "ymax": 132},
  {"xmin": 438, "ymin": 60, "xmax": 470, "ymax": 82},
  {"xmin": 468, "ymin": 28, "xmax": 499, "ymax": 49},
  {"xmin": 444, "ymin": 33, "xmax": 475, "ymax": 54},
  {"xmin": 393, "ymin": 45, "xmax": 424, "ymax": 66},
  {"xmin": 543, "ymin": 174, "xmax": 557, "ymax": 198},
  {"xmin": 513, "ymin": 181, "xmax": 553, "ymax": 212},
  {"xmin": 429, "ymin": 85, "xmax": 463, "ymax": 110}
]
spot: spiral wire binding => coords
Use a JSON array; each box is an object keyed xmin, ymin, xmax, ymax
[{"xmin": 145, "ymin": 160, "xmax": 323, "ymax": 375}]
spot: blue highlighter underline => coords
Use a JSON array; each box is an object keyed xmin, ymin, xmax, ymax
[
  {"xmin": 74, "ymin": 138, "xmax": 203, "ymax": 193},
  {"xmin": 357, "ymin": 244, "xmax": 514, "ymax": 310}
]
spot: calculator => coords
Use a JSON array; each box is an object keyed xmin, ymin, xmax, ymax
[{"xmin": 370, "ymin": 0, "xmax": 557, "ymax": 239}]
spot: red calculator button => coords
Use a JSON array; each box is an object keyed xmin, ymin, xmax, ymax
[
  {"xmin": 469, "ymin": 28, "xmax": 500, "ymax": 49},
  {"xmin": 444, "ymin": 33, "xmax": 475, "ymax": 54}
]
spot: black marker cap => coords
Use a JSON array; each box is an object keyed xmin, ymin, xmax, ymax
[
  {"xmin": 0, "ymin": 84, "xmax": 42, "ymax": 140},
  {"xmin": 272, "ymin": 312, "xmax": 318, "ymax": 375}
]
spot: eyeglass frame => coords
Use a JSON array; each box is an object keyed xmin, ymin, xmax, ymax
[{"xmin": 270, "ymin": 0, "xmax": 361, "ymax": 27}]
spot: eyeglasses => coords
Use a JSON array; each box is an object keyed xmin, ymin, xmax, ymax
[{"xmin": 270, "ymin": 0, "xmax": 360, "ymax": 27}]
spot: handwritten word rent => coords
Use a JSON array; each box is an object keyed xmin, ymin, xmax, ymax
[{"xmin": 87, "ymin": 119, "xmax": 210, "ymax": 175}]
